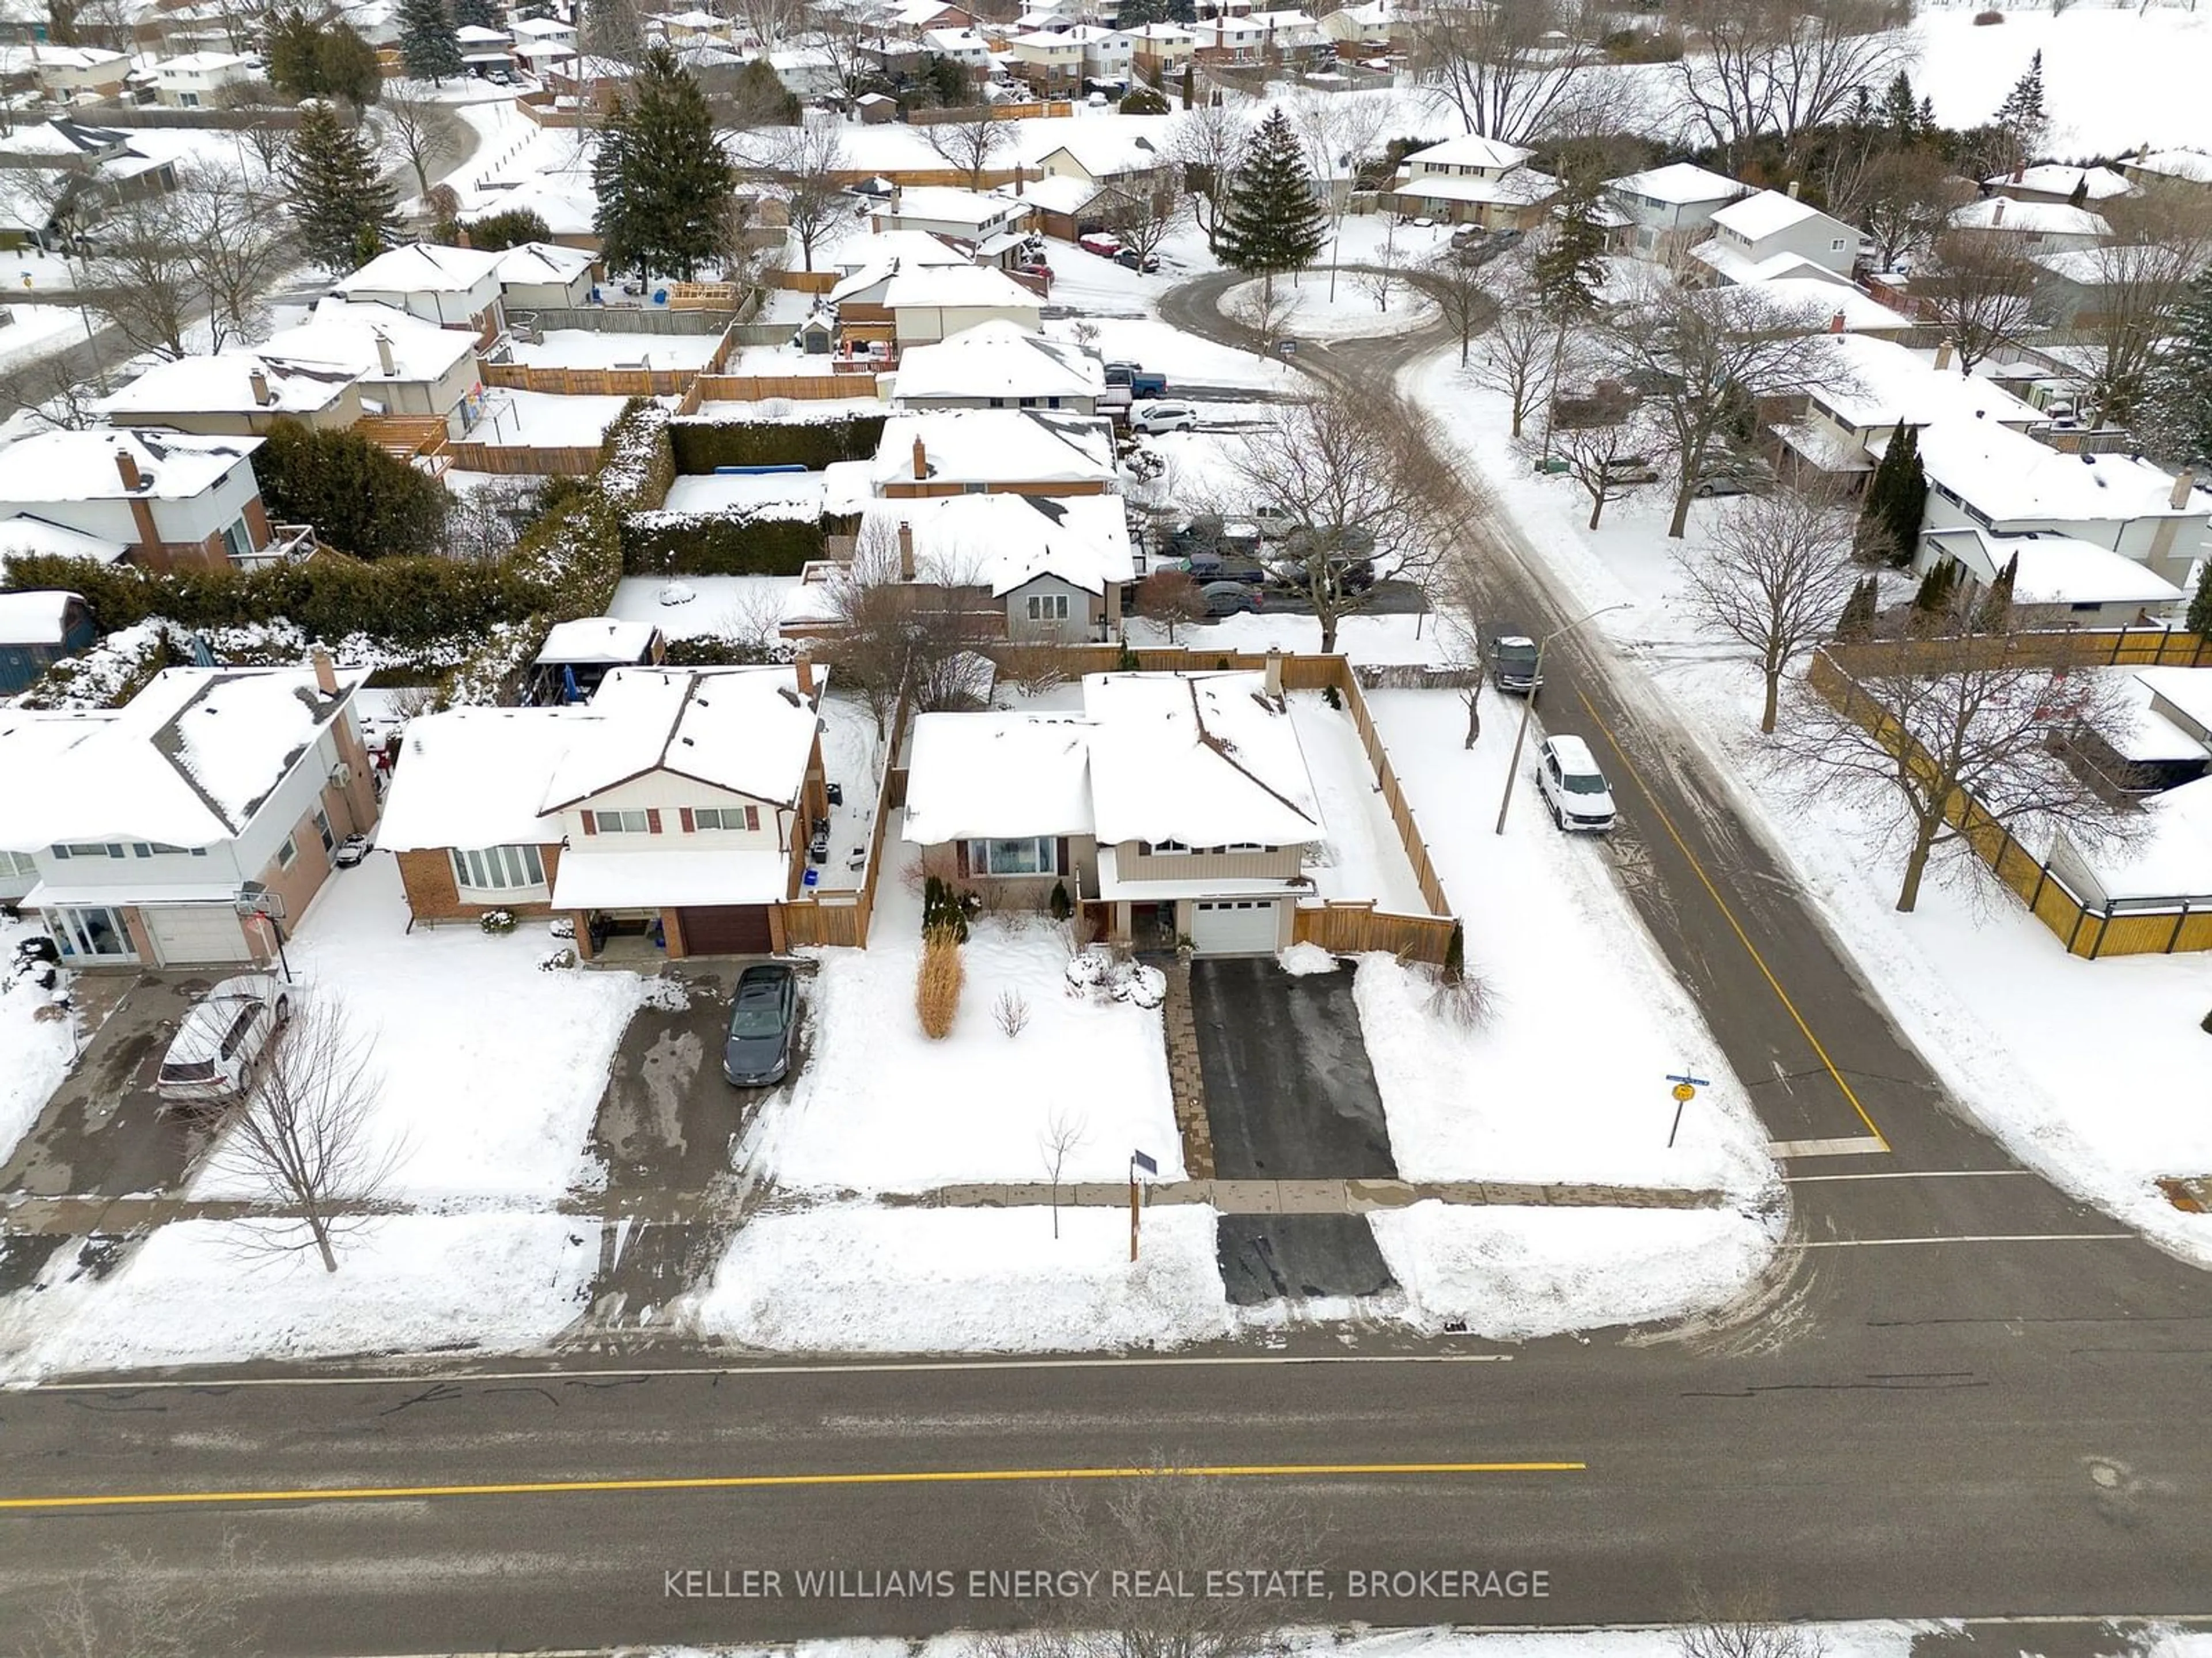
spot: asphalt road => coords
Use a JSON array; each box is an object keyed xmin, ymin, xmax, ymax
[{"xmin": 3, "ymin": 274, "xmax": 2212, "ymax": 1653}]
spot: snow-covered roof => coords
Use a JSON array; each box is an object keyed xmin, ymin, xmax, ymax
[
  {"xmin": 877, "ymin": 408, "xmax": 1117, "ymax": 489},
  {"xmin": 99, "ymin": 351, "xmax": 357, "ymax": 420},
  {"xmin": 490, "ymin": 240, "xmax": 596, "ymax": 285},
  {"xmin": 860, "ymin": 490, "xmax": 1134, "ymax": 597},
  {"xmin": 1026, "ymin": 119, "xmax": 1171, "ymax": 179},
  {"xmin": 1711, "ymin": 188, "xmax": 1834, "ymax": 241},
  {"xmin": 2124, "ymin": 148, "xmax": 2212, "ymax": 186},
  {"xmin": 31, "ymin": 44, "xmax": 127, "ymax": 69},
  {"xmin": 2103, "ymin": 669, "xmax": 2212, "ymax": 763},
  {"xmin": 1014, "ymin": 173, "xmax": 1100, "ymax": 217},
  {"xmin": 260, "ymin": 297, "xmax": 478, "ymax": 387},
  {"xmin": 510, "ymin": 14, "xmax": 577, "ymax": 36},
  {"xmin": 881, "ymin": 263, "xmax": 1045, "ymax": 312},
  {"xmin": 1082, "ymin": 671, "xmax": 1321, "ymax": 848},
  {"xmin": 0, "ymin": 588, "xmax": 79, "ymax": 645},
  {"xmin": 0, "ymin": 513, "xmax": 130, "ymax": 566},
  {"xmin": 0, "ymin": 429, "xmax": 260, "ymax": 506},
  {"xmin": 0, "ymin": 116, "xmax": 125, "ymax": 158},
  {"xmin": 1948, "ymin": 196, "xmax": 2111, "ymax": 237},
  {"xmin": 891, "ymin": 319, "xmax": 1102, "ymax": 404},
  {"xmin": 1607, "ymin": 161, "xmax": 1748, "ymax": 207},
  {"xmin": 2030, "ymin": 247, "xmax": 2161, "ymax": 286},
  {"xmin": 1400, "ymin": 133, "xmax": 1532, "ymax": 173},
  {"xmin": 453, "ymin": 23, "xmax": 510, "ymax": 42},
  {"xmin": 1393, "ymin": 165, "xmax": 1556, "ymax": 207},
  {"xmin": 0, "ymin": 664, "xmax": 363, "ymax": 850},
  {"xmin": 2135, "ymin": 667, "xmax": 2212, "ymax": 738},
  {"xmin": 335, "ymin": 241, "xmax": 504, "ymax": 297},
  {"xmin": 154, "ymin": 49, "xmax": 251, "ymax": 72},
  {"xmin": 1805, "ymin": 333, "xmax": 2046, "ymax": 433},
  {"xmin": 1734, "ymin": 276, "xmax": 1911, "ymax": 332},
  {"xmin": 1118, "ymin": 20, "xmax": 1195, "ymax": 38},
  {"xmin": 537, "ymin": 616, "xmax": 660, "ymax": 667},
  {"xmin": 375, "ymin": 706, "xmax": 588, "ymax": 851},
  {"xmin": 1924, "ymin": 527, "xmax": 2186, "ymax": 608},
  {"xmin": 550, "ymin": 845, "xmax": 791, "ymax": 907},
  {"xmin": 1909, "ymin": 419, "xmax": 2211, "ymax": 526},
  {"xmin": 922, "ymin": 26, "xmax": 986, "ymax": 51},
  {"xmin": 832, "ymin": 228, "xmax": 971, "ymax": 276},
  {"xmin": 542, "ymin": 665, "xmax": 823, "ymax": 811},
  {"xmin": 1986, "ymin": 164, "xmax": 2133, "ymax": 201},
  {"xmin": 881, "ymin": 185, "xmax": 1024, "ymax": 229},
  {"xmin": 901, "ymin": 711, "xmax": 1092, "ymax": 842},
  {"xmin": 2062, "ymin": 772, "xmax": 2212, "ymax": 902}
]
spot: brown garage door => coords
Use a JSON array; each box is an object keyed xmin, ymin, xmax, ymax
[{"xmin": 676, "ymin": 905, "xmax": 773, "ymax": 955}]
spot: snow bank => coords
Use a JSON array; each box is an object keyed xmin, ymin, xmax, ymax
[
  {"xmin": 1372, "ymin": 1201, "xmax": 1782, "ymax": 1341},
  {"xmin": 0, "ymin": 919, "xmax": 74, "ymax": 1168},
  {"xmin": 1223, "ymin": 276, "xmax": 1440, "ymax": 341},
  {"xmin": 3, "ymin": 1213, "xmax": 597, "ymax": 1381},
  {"xmin": 698, "ymin": 1204, "xmax": 1232, "ymax": 1353}
]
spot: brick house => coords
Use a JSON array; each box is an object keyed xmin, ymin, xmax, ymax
[{"xmin": 0, "ymin": 428, "xmax": 312, "ymax": 573}]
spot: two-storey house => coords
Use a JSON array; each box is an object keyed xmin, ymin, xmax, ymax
[
  {"xmin": 1604, "ymin": 161, "xmax": 1750, "ymax": 263},
  {"xmin": 1768, "ymin": 332, "xmax": 2047, "ymax": 489},
  {"xmin": 1006, "ymin": 28, "xmax": 1084, "ymax": 91},
  {"xmin": 858, "ymin": 489, "xmax": 1138, "ymax": 642},
  {"xmin": 1389, "ymin": 133, "xmax": 1555, "ymax": 229},
  {"xmin": 260, "ymin": 298, "xmax": 486, "ymax": 438},
  {"xmin": 0, "ymin": 429, "xmax": 311, "ymax": 572},
  {"xmin": 1691, "ymin": 188, "xmax": 1865, "ymax": 282}
]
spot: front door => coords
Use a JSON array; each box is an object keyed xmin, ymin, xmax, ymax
[{"xmin": 50, "ymin": 905, "xmax": 135, "ymax": 961}]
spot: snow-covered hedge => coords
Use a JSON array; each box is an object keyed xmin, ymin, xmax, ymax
[{"xmin": 619, "ymin": 508, "xmax": 823, "ymax": 576}]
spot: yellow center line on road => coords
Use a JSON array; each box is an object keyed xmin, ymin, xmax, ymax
[
  {"xmin": 0, "ymin": 1460, "xmax": 1588, "ymax": 1514},
  {"xmin": 1574, "ymin": 688, "xmax": 1891, "ymax": 1152}
]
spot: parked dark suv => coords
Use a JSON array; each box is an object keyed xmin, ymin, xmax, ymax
[{"xmin": 1490, "ymin": 632, "xmax": 1542, "ymax": 694}]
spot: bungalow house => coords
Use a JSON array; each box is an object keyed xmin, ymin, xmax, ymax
[
  {"xmin": 1006, "ymin": 28, "xmax": 1083, "ymax": 91},
  {"xmin": 2120, "ymin": 147, "xmax": 2212, "ymax": 195},
  {"xmin": 876, "ymin": 263, "xmax": 1046, "ymax": 346},
  {"xmin": 831, "ymin": 230, "xmax": 972, "ymax": 279},
  {"xmin": 2046, "ymin": 764, "xmax": 2212, "ymax": 921},
  {"xmin": 0, "ymin": 657, "xmax": 381, "ymax": 968},
  {"xmin": 333, "ymin": 241, "xmax": 508, "ymax": 340},
  {"xmin": 0, "ymin": 429, "xmax": 310, "ymax": 573},
  {"xmin": 1984, "ymin": 163, "xmax": 2134, "ymax": 208},
  {"xmin": 528, "ymin": 615, "xmax": 666, "ymax": 705},
  {"xmin": 901, "ymin": 664, "xmax": 1325, "ymax": 953},
  {"xmin": 1119, "ymin": 20, "xmax": 1194, "ymax": 78},
  {"xmin": 1604, "ymin": 161, "xmax": 1750, "ymax": 263},
  {"xmin": 1907, "ymin": 418, "xmax": 2211, "ymax": 589},
  {"xmin": 875, "ymin": 407, "xmax": 1119, "ymax": 497},
  {"xmin": 1919, "ymin": 526, "xmax": 2186, "ymax": 625},
  {"xmin": 490, "ymin": 240, "xmax": 597, "ymax": 310},
  {"xmin": 1029, "ymin": 121, "xmax": 1173, "ymax": 196},
  {"xmin": 871, "ymin": 185, "xmax": 1032, "ymax": 252},
  {"xmin": 1769, "ymin": 333, "xmax": 2046, "ymax": 488},
  {"xmin": 1389, "ymin": 133, "xmax": 1557, "ymax": 229},
  {"xmin": 890, "ymin": 319, "xmax": 1103, "ymax": 412},
  {"xmin": 0, "ymin": 589, "xmax": 96, "ymax": 695},
  {"xmin": 28, "ymin": 44, "xmax": 130, "ymax": 97},
  {"xmin": 98, "ymin": 351, "xmax": 365, "ymax": 438},
  {"xmin": 858, "ymin": 489, "xmax": 1138, "ymax": 640},
  {"xmin": 1691, "ymin": 189, "xmax": 1863, "ymax": 283},
  {"xmin": 146, "ymin": 48, "xmax": 252, "ymax": 105},
  {"xmin": 1945, "ymin": 195, "xmax": 2110, "ymax": 255},
  {"xmin": 376, "ymin": 664, "xmax": 831, "ymax": 959},
  {"xmin": 260, "ymin": 298, "xmax": 486, "ymax": 438},
  {"xmin": 2028, "ymin": 247, "xmax": 2188, "ymax": 331}
]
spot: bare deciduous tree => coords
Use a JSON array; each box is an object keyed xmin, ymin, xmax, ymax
[
  {"xmin": 745, "ymin": 115, "xmax": 848, "ymax": 272},
  {"xmin": 1431, "ymin": 542, "xmax": 1489, "ymax": 748},
  {"xmin": 1672, "ymin": 0, "xmax": 1912, "ymax": 167},
  {"xmin": 1228, "ymin": 380, "xmax": 1451, "ymax": 653},
  {"xmin": 174, "ymin": 165, "xmax": 295, "ymax": 353},
  {"xmin": 1094, "ymin": 175, "xmax": 1187, "ymax": 268},
  {"xmin": 1423, "ymin": 244, "xmax": 1497, "ymax": 367},
  {"xmin": 1674, "ymin": 487, "xmax": 1861, "ymax": 733},
  {"xmin": 1602, "ymin": 286, "xmax": 1840, "ymax": 536},
  {"xmin": 82, "ymin": 196, "xmax": 195, "ymax": 361},
  {"xmin": 380, "ymin": 92, "xmax": 465, "ymax": 200},
  {"xmin": 1776, "ymin": 635, "xmax": 2137, "ymax": 912},
  {"xmin": 1168, "ymin": 101, "xmax": 1245, "ymax": 253},
  {"xmin": 1408, "ymin": 0, "xmax": 1611, "ymax": 145},
  {"xmin": 1038, "ymin": 1104, "xmax": 1083, "ymax": 1239},
  {"xmin": 924, "ymin": 108, "xmax": 1009, "ymax": 189},
  {"xmin": 18, "ymin": 1538, "xmax": 260, "ymax": 1658},
  {"xmin": 1528, "ymin": 407, "xmax": 1655, "ymax": 530},
  {"xmin": 214, "ymin": 993, "xmax": 399, "ymax": 1273},
  {"xmin": 2057, "ymin": 181, "xmax": 2212, "ymax": 429},
  {"xmin": 214, "ymin": 80, "xmax": 289, "ymax": 172},
  {"xmin": 1832, "ymin": 146, "xmax": 1975, "ymax": 272},
  {"xmin": 1135, "ymin": 567, "xmax": 1206, "ymax": 642},
  {"xmin": 1916, "ymin": 231, "xmax": 2036, "ymax": 377},
  {"xmin": 1466, "ymin": 281, "xmax": 1565, "ymax": 434}
]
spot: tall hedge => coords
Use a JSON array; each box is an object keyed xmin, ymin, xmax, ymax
[
  {"xmin": 255, "ymin": 418, "xmax": 451, "ymax": 561},
  {"xmin": 620, "ymin": 512, "xmax": 823, "ymax": 576},
  {"xmin": 668, "ymin": 415, "xmax": 886, "ymax": 474}
]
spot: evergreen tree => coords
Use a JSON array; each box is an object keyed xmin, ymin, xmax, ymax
[
  {"xmin": 263, "ymin": 6, "xmax": 325, "ymax": 97},
  {"xmin": 1878, "ymin": 71, "xmax": 1923, "ymax": 145},
  {"xmin": 729, "ymin": 56, "xmax": 801, "ymax": 124},
  {"xmin": 592, "ymin": 47, "xmax": 731, "ymax": 282},
  {"xmin": 281, "ymin": 100, "xmax": 399, "ymax": 272},
  {"xmin": 253, "ymin": 418, "xmax": 450, "ymax": 559},
  {"xmin": 2142, "ymin": 266, "xmax": 2212, "ymax": 469},
  {"xmin": 1441, "ymin": 919, "xmax": 1465, "ymax": 986},
  {"xmin": 458, "ymin": 206, "xmax": 552, "ymax": 251},
  {"xmin": 2188, "ymin": 558, "xmax": 2212, "ymax": 638},
  {"xmin": 1974, "ymin": 551, "xmax": 2018, "ymax": 633},
  {"xmin": 1531, "ymin": 170, "xmax": 1608, "ymax": 320},
  {"xmin": 1835, "ymin": 575, "xmax": 1880, "ymax": 642},
  {"xmin": 1854, "ymin": 422, "xmax": 1928, "ymax": 567},
  {"xmin": 1992, "ymin": 50, "xmax": 2048, "ymax": 163},
  {"xmin": 2066, "ymin": 173, "xmax": 2087, "ymax": 208},
  {"xmin": 1215, "ymin": 105, "xmax": 1326, "ymax": 300},
  {"xmin": 1911, "ymin": 558, "xmax": 1958, "ymax": 622},
  {"xmin": 399, "ymin": 0, "xmax": 463, "ymax": 83},
  {"xmin": 450, "ymin": 0, "xmax": 500, "ymax": 28}
]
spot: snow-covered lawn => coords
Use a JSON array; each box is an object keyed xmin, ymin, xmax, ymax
[
  {"xmin": 1286, "ymin": 692, "xmax": 1427, "ymax": 911},
  {"xmin": 0, "ymin": 916, "xmax": 75, "ymax": 1168},
  {"xmin": 1358, "ymin": 690, "xmax": 1775, "ymax": 1198},
  {"xmin": 661, "ymin": 471, "xmax": 826, "ymax": 517},
  {"xmin": 755, "ymin": 834, "xmax": 1181, "ymax": 1193},
  {"xmin": 475, "ymin": 389, "xmax": 638, "ymax": 448},
  {"xmin": 608, "ymin": 573, "xmax": 798, "ymax": 641},
  {"xmin": 0, "ymin": 1213, "xmax": 596, "ymax": 1382},
  {"xmin": 696, "ymin": 1203, "xmax": 1230, "ymax": 1353},
  {"xmin": 191, "ymin": 854, "xmax": 643, "ymax": 1205},
  {"xmin": 0, "ymin": 302, "xmax": 89, "ymax": 372},
  {"xmin": 1404, "ymin": 353, "xmax": 2212, "ymax": 1260},
  {"xmin": 1224, "ymin": 275, "xmax": 1440, "ymax": 342},
  {"xmin": 1126, "ymin": 610, "xmax": 1461, "ymax": 667},
  {"xmin": 1043, "ymin": 316, "xmax": 1294, "ymax": 393},
  {"xmin": 1374, "ymin": 1202, "xmax": 1783, "ymax": 1340},
  {"xmin": 510, "ymin": 330, "xmax": 722, "ymax": 372}
]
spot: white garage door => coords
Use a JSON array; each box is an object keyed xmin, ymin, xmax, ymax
[
  {"xmin": 145, "ymin": 905, "xmax": 251, "ymax": 966},
  {"xmin": 1190, "ymin": 898, "xmax": 1281, "ymax": 956}
]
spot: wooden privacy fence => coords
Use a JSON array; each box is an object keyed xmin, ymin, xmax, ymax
[
  {"xmin": 1294, "ymin": 902, "xmax": 1458, "ymax": 964},
  {"xmin": 1806, "ymin": 648, "xmax": 2212, "ymax": 959},
  {"xmin": 441, "ymin": 440, "xmax": 604, "ymax": 475},
  {"xmin": 1829, "ymin": 626, "xmax": 2212, "ymax": 679},
  {"xmin": 773, "ymin": 270, "xmax": 840, "ymax": 294},
  {"xmin": 693, "ymin": 373, "xmax": 880, "ymax": 402},
  {"xmin": 483, "ymin": 362, "xmax": 696, "ymax": 396}
]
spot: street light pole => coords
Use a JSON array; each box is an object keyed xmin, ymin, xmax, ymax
[{"xmin": 1493, "ymin": 603, "xmax": 1630, "ymax": 836}]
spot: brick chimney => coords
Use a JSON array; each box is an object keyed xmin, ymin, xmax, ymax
[
  {"xmin": 794, "ymin": 651, "xmax": 814, "ymax": 695},
  {"xmin": 2173, "ymin": 466, "xmax": 2198, "ymax": 510},
  {"xmin": 1934, "ymin": 338, "xmax": 1955, "ymax": 371},
  {"xmin": 311, "ymin": 647, "xmax": 338, "ymax": 696},
  {"xmin": 1991, "ymin": 198, "xmax": 2006, "ymax": 226},
  {"xmin": 248, "ymin": 368, "xmax": 271, "ymax": 406},
  {"xmin": 375, "ymin": 333, "xmax": 396, "ymax": 376},
  {"xmin": 897, "ymin": 521, "xmax": 915, "ymax": 580},
  {"xmin": 1828, "ymin": 311, "xmax": 1845, "ymax": 334},
  {"xmin": 114, "ymin": 445, "xmax": 143, "ymax": 491},
  {"xmin": 911, "ymin": 436, "xmax": 927, "ymax": 480},
  {"xmin": 456, "ymin": 224, "xmax": 472, "ymax": 249},
  {"xmin": 2010, "ymin": 164, "xmax": 2025, "ymax": 183}
]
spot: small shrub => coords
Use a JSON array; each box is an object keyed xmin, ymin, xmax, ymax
[
  {"xmin": 1048, "ymin": 880, "xmax": 1072, "ymax": 922},
  {"xmin": 923, "ymin": 873, "xmax": 972, "ymax": 942},
  {"xmin": 994, "ymin": 987, "xmax": 1031, "ymax": 1038},
  {"xmin": 1115, "ymin": 637, "xmax": 1140, "ymax": 672},
  {"xmin": 479, "ymin": 909, "xmax": 518, "ymax": 935},
  {"xmin": 1426, "ymin": 967, "xmax": 1497, "ymax": 1031},
  {"xmin": 2201, "ymin": 1008, "xmax": 2212, "ymax": 1034},
  {"xmin": 1323, "ymin": 684, "xmax": 1342, "ymax": 710},
  {"xmin": 1972, "ymin": 8, "xmax": 2002, "ymax": 21},
  {"xmin": 916, "ymin": 923, "xmax": 964, "ymax": 1039},
  {"xmin": 540, "ymin": 947, "xmax": 577, "ymax": 970}
]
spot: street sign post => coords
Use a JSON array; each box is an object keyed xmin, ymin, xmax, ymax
[
  {"xmin": 1130, "ymin": 1150, "xmax": 1157, "ymax": 1260},
  {"xmin": 1665, "ymin": 1071, "xmax": 1710, "ymax": 1148}
]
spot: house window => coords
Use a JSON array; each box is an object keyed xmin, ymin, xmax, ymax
[
  {"xmin": 589, "ymin": 808, "xmax": 651, "ymax": 834},
  {"xmin": 1142, "ymin": 838, "xmax": 1191, "ymax": 855},
  {"xmin": 276, "ymin": 834, "xmax": 298, "ymax": 870},
  {"xmin": 969, "ymin": 836, "xmax": 1054, "ymax": 876},
  {"xmin": 693, "ymin": 805, "xmax": 760, "ymax": 831},
  {"xmin": 450, "ymin": 845, "xmax": 547, "ymax": 895},
  {"xmin": 0, "ymin": 849, "xmax": 36, "ymax": 880},
  {"xmin": 178, "ymin": 90, "xmax": 198, "ymax": 106},
  {"xmin": 1829, "ymin": 237, "xmax": 1847, "ymax": 252},
  {"xmin": 223, "ymin": 517, "xmax": 252, "ymax": 562},
  {"xmin": 52, "ymin": 842, "xmax": 123, "ymax": 860},
  {"xmin": 130, "ymin": 842, "xmax": 201, "ymax": 857},
  {"xmin": 313, "ymin": 808, "xmax": 334, "ymax": 853},
  {"xmin": 1026, "ymin": 593, "xmax": 1071, "ymax": 622}
]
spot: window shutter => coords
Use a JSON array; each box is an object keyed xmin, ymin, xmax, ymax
[
  {"xmin": 580, "ymin": 810, "xmax": 597, "ymax": 836},
  {"xmin": 680, "ymin": 807, "xmax": 695, "ymax": 833},
  {"xmin": 646, "ymin": 808, "xmax": 663, "ymax": 834},
  {"xmin": 745, "ymin": 804, "xmax": 759, "ymax": 832},
  {"xmin": 957, "ymin": 841, "xmax": 971, "ymax": 878},
  {"xmin": 1056, "ymin": 837, "xmax": 1069, "ymax": 876}
]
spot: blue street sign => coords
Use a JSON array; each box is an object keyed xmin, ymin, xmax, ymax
[{"xmin": 1131, "ymin": 1149, "xmax": 1158, "ymax": 1176}]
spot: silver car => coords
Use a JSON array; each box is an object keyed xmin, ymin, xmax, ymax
[{"xmin": 156, "ymin": 974, "xmax": 291, "ymax": 1115}]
